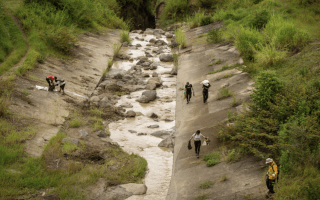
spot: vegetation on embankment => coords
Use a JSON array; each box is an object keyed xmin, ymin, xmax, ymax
[
  {"xmin": 0, "ymin": 1, "xmax": 148, "ymax": 199},
  {"xmin": 158, "ymin": 0, "xmax": 320, "ymax": 199},
  {"xmin": 0, "ymin": 2, "xmax": 27, "ymax": 76}
]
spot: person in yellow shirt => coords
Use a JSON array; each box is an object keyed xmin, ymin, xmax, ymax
[{"xmin": 266, "ymin": 158, "xmax": 278, "ymax": 194}]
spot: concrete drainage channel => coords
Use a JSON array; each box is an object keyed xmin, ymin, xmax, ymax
[{"xmin": 92, "ymin": 29, "xmax": 177, "ymax": 199}]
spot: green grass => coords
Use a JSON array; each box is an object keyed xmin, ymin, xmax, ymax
[
  {"xmin": 62, "ymin": 142, "xmax": 79, "ymax": 153},
  {"xmin": 216, "ymin": 74, "xmax": 234, "ymax": 81},
  {"xmin": 217, "ymin": 88, "xmax": 232, "ymax": 100},
  {"xmin": 199, "ymin": 180, "xmax": 215, "ymax": 189},
  {"xmin": 230, "ymin": 95, "xmax": 239, "ymax": 107},
  {"xmin": 203, "ymin": 150, "xmax": 222, "ymax": 167},
  {"xmin": 195, "ymin": 193, "xmax": 209, "ymax": 200},
  {"xmin": 173, "ymin": 54, "xmax": 178, "ymax": 68},
  {"xmin": 108, "ymin": 58, "xmax": 113, "ymax": 69},
  {"xmin": 208, "ymin": 59, "xmax": 224, "ymax": 66},
  {"xmin": 69, "ymin": 119, "xmax": 83, "ymax": 128},
  {"xmin": 175, "ymin": 28, "xmax": 186, "ymax": 48},
  {"xmin": 113, "ymin": 43, "xmax": 122, "ymax": 57},
  {"xmin": 219, "ymin": 174, "xmax": 228, "ymax": 182},
  {"xmin": 207, "ymin": 63, "xmax": 241, "ymax": 74},
  {"xmin": 0, "ymin": 5, "xmax": 28, "ymax": 76},
  {"xmin": 120, "ymin": 30, "xmax": 131, "ymax": 43}
]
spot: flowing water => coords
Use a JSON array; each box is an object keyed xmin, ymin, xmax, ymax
[{"xmin": 109, "ymin": 32, "xmax": 175, "ymax": 200}]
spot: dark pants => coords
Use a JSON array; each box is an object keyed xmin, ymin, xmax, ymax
[
  {"xmin": 266, "ymin": 179, "xmax": 275, "ymax": 193},
  {"xmin": 60, "ymin": 84, "xmax": 65, "ymax": 91},
  {"xmin": 203, "ymin": 90, "xmax": 208, "ymax": 103},
  {"xmin": 186, "ymin": 92, "xmax": 191, "ymax": 102},
  {"xmin": 194, "ymin": 140, "xmax": 201, "ymax": 155},
  {"xmin": 46, "ymin": 78, "xmax": 52, "ymax": 86}
]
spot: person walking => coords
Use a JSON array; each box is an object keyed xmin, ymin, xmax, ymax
[
  {"xmin": 266, "ymin": 158, "xmax": 278, "ymax": 195},
  {"xmin": 189, "ymin": 130, "xmax": 207, "ymax": 158},
  {"xmin": 185, "ymin": 82, "xmax": 194, "ymax": 104},
  {"xmin": 46, "ymin": 76, "xmax": 55, "ymax": 91},
  {"xmin": 201, "ymin": 80, "xmax": 211, "ymax": 103},
  {"xmin": 55, "ymin": 77, "xmax": 66, "ymax": 94}
]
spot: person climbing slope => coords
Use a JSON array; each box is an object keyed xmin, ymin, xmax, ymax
[
  {"xmin": 185, "ymin": 82, "xmax": 194, "ymax": 104},
  {"xmin": 189, "ymin": 130, "xmax": 207, "ymax": 158},
  {"xmin": 201, "ymin": 80, "xmax": 211, "ymax": 103},
  {"xmin": 266, "ymin": 158, "xmax": 278, "ymax": 195},
  {"xmin": 55, "ymin": 77, "xmax": 66, "ymax": 94},
  {"xmin": 46, "ymin": 76, "xmax": 55, "ymax": 91}
]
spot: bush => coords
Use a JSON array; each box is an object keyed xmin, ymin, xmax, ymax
[
  {"xmin": 200, "ymin": 16, "xmax": 212, "ymax": 26},
  {"xmin": 199, "ymin": 180, "xmax": 215, "ymax": 189},
  {"xmin": 254, "ymin": 39, "xmax": 288, "ymax": 66},
  {"xmin": 250, "ymin": 70, "xmax": 283, "ymax": 110},
  {"xmin": 175, "ymin": 28, "xmax": 186, "ymax": 48},
  {"xmin": 249, "ymin": 9, "xmax": 270, "ymax": 30},
  {"xmin": 234, "ymin": 27, "xmax": 261, "ymax": 61},
  {"xmin": 203, "ymin": 151, "xmax": 222, "ymax": 167},
  {"xmin": 162, "ymin": 0, "xmax": 189, "ymax": 19},
  {"xmin": 44, "ymin": 26, "xmax": 77, "ymax": 54},
  {"xmin": 217, "ymin": 88, "xmax": 232, "ymax": 100},
  {"xmin": 69, "ymin": 119, "xmax": 83, "ymax": 128},
  {"xmin": 120, "ymin": 30, "xmax": 131, "ymax": 43},
  {"xmin": 207, "ymin": 28, "xmax": 222, "ymax": 44}
]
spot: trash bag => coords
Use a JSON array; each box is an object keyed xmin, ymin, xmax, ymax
[{"xmin": 188, "ymin": 140, "xmax": 192, "ymax": 150}]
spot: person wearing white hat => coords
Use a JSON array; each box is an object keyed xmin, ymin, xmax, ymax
[
  {"xmin": 266, "ymin": 158, "xmax": 278, "ymax": 194},
  {"xmin": 200, "ymin": 80, "xmax": 211, "ymax": 103}
]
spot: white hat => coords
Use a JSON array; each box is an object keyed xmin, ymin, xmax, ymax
[{"xmin": 266, "ymin": 158, "xmax": 273, "ymax": 164}]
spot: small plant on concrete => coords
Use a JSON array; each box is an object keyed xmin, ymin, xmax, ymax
[
  {"xmin": 195, "ymin": 193, "xmax": 209, "ymax": 200},
  {"xmin": 208, "ymin": 63, "xmax": 241, "ymax": 74},
  {"xmin": 69, "ymin": 119, "xmax": 83, "ymax": 128},
  {"xmin": 208, "ymin": 59, "xmax": 224, "ymax": 66},
  {"xmin": 173, "ymin": 54, "xmax": 179, "ymax": 68},
  {"xmin": 120, "ymin": 30, "xmax": 131, "ymax": 43},
  {"xmin": 203, "ymin": 150, "xmax": 222, "ymax": 167},
  {"xmin": 231, "ymin": 95, "xmax": 239, "ymax": 107},
  {"xmin": 199, "ymin": 180, "xmax": 215, "ymax": 189},
  {"xmin": 113, "ymin": 43, "xmax": 121, "ymax": 57},
  {"xmin": 108, "ymin": 58, "xmax": 113, "ymax": 69},
  {"xmin": 220, "ymin": 174, "xmax": 228, "ymax": 182},
  {"xmin": 217, "ymin": 88, "xmax": 232, "ymax": 100},
  {"xmin": 216, "ymin": 74, "xmax": 234, "ymax": 81},
  {"xmin": 175, "ymin": 28, "xmax": 186, "ymax": 48}
]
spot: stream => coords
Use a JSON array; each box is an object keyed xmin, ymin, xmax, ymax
[{"xmin": 109, "ymin": 32, "xmax": 175, "ymax": 200}]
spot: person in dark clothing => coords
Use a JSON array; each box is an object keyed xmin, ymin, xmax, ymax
[
  {"xmin": 185, "ymin": 82, "xmax": 194, "ymax": 104},
  {"xmin": 202, "ymin": 82, "xmax": 211, "ymax": 103},
  {"xmin": 189, "ymin": 130, "xmax": 207, "ymax": 158},
  {"xmin": 54, "ymin": 77, "xmax": 66, "ymax": 94},
  {"xmin": 46, "ymin": 76, "xmax": 55, "ymax": 91}
]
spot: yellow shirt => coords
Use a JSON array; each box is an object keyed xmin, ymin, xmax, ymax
[{"xmin": 268, "ymin": 161, "xmax": 278, "ymax": 180}]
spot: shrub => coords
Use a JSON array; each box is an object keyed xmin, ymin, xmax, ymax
[
  {"xmin": 69, "ymin": 119, "xmax": 83, "ymax": 128},
  {"xmin": 199, "ymin": 180, "xmax": 215, "ymax": 189},
  {"xmin": 254, "ymin": 39, "xmax": 288, "ymax": 66},
  {"xmin": 203, "ymin": 151, "xmax": 222, "ymax": 167},
  {"xmin": 206, "ymin": 28, "xmax": 222, "ymax": 44},
  {"xmin": 175, "ymin": 28, "xmax": 186, "ymax": 48},
  {"xmin": 217, "ymin": 88, "xmax": 232, "ymax": 100},
  {"xmin": 162, "ymin": 0, "xmax": 189, "ymax": 20},
  {"xmin": 113, "ymin": 43, "xmax": 121, "ymax": 57},
  {"xmin": 200, "ymin": 16, "xmax": 212, "ymax": 26},
  {"xmin": 225, "ymin": 148, "xmax": 242, "ymax": 163},
  {"xmin": 234, "ymin": 27, "xmax": 261, "ymax": 61},
  {"xmin": 250, "ymin": 70, "xmax": 283, "ymax": 110},
  {"xmin": 120, "ymin": 30, "xmax": 131, "ymax": 43},
  {"xmin": 249, "ymin": 10, "xmax": 270, "ymax": 30}
]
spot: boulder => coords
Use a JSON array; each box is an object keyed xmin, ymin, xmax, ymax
[
  {"xmin": 128, "ymin": 130, "xmax": 137, "ymax": 133},
  {"xmin": 165, "ymin": 32, "xmax": 173, "ymax": 38},
  {"xmin": 158, "ymin": 136, "xmax": 174, "ymax": 148},
  {"xmin": 113, "ymin": 73, "xmax": 123, "ymax": 79},
  {"xmin": 136, "ymin": 43, "xmax": 142, "ymax": 47},
  {"xmin": 148, "ymin": 112, "xmax": 158, "ymax": 118},
  {"xmin": 153, "ymin": 29, "xmax": 165, "ymax": 35},
  {"xmin": 143, "ymin": 73, "xmax": 150, "ymax": 77},
  {"xmin": 99, "ymin": 101, "xmax": 112, "ymax": 108},
  {"xmin": 62, "ymin": 138, "xmax": 80, "ymax": 146},
  {"xmin": 97, "ymin": 131, "xmax": 108, "ymax": 138},
  {"xmin": 148, "ymin": 77, "xmax": 161, "ymax": 87},
  {"xmin": 120, "ymin": 103, "xmax": 133, "ymax": 108},
  {"xmin": 138, "ymin": 133, "xmax": 147, "ymax": 136},
  {"xmin": 126, "ymin": 110, "xmax": 136, "ymax": 117},
  {"xmin": 142, "ymin": 90, "xmax": 156, "ymax": 101},
  {"xmin": 148, "ymin": 124, "xmax": 159, "ymax": 129},
  {"xmin": 145, "ymin": 83, "xmax": 157, "ymax": 90},
  {"xmin": 150, "ymin": 63, "xmax": 159, "ymax": 70},
  {"xmin": 152, "ymin": 72, "xmax": 158, "ymax": 77},
  {"xmin": 122, "ymin": 42, "xmax": 129, "ymax": 47},
  {"xmin": 120, "ymin": 183, "xmax": 147, "ymax": 195},
  {"xmin": 90, "ymin": 96, "xmax": 100, "ymax": 103},
  {"xmin": 141, "ymin": 62, "xmax": 151, "ymax": 67},
  {"xmin": 146, "ymin": 54, "xmax": 153, "ymax": 57},
  {"xmin": 160, "ymin": 53, "xmax": 174, "ymax": 62},
  {"xmin": 136, "ymin": 112, "xmax": 143, "ymax": 116},
  {"xmin": 170, "ymin": 67, "xmax": 178, "ymax": 75},
  {"xmin": 79, "ymin": 129, "xmax": 89, "ymax": 139},
  {"xmin": 151, "ymin": 130, "xmax": 171, "ymax": 139},
  {"xmin": 149, "ymin": 38, "xmax": 156, "ymax": 43}
]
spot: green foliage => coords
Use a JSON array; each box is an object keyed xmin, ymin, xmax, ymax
[
  {"xmin": 220, "ymin": 174, "xmax": 228, "ymax": 181},
  {"xmin": 203, "ymin": 150, "xmax": 222, "ymax": 167},
  {"xmin": 230, "ymin": 95, "xmax": 239, "ymax": 107},
  {"xmin": 216, "ymin": 73, "xmax": 234, "ymax": 81},
  {"xmin": 200, "ymin": 16, "xmax": 213, "ymax": 26},
  {"xmin": 195, "ymin": 194, "xmax": 209, "ymax": 200},
  {"xmin": 162, "ymin": 0, "xmax": 189, "ymax": 20},
  {"xmin": 302, "ymin": 181, "xmax": 320, "ymax": 200},
  {"xmin": 217, "ymin": 88, "xmax": 232, "ymax": 100},
  {"xmin": 0, "ymin": 7, "xmax": 27, "ymax": 75},
  {"xmin": 199, "ymin": 180, "xmax": 215, "ymax": 189},
  {"xmin": 206, "ymin": 28, "xmax": 222, "ymax": 44},
  {"xmin": 175, "ymin": 28, "xmax": 186, "ymax": 48},
  {"xmin": 234, "ymin": 27, "xmax": 261, "ymax": 61},
  {"xmin": 173, "ymin": 54, "xmax": 178, "ymax": 68},
  {"xmin": 249, "ymin": 9, "xmax": 269, "ymax": 30},
  {"xmin": 250, "ymin": 70, "xmax": 283, "ymax": 110},
  {"xmin": 69, "ymin": 119, "xmax": 83, "ymax": 128},
  {"xmin": 62, "ymin": 142, "xmax": 78, "ymax": 153},
  {"xmin": 207, "ymin": 63, "xmax": 241, "ymax": 74},
  {"xmin": 113, "ymin": 43, "xmax": 121, "ymax": 57},
  {"xmin": 225, "ymin": 148, "xmax": 242, "ymax": 163},
  {"xmin": 120, "ymin": 30, "xmax": 131, "ymax": 43}
]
